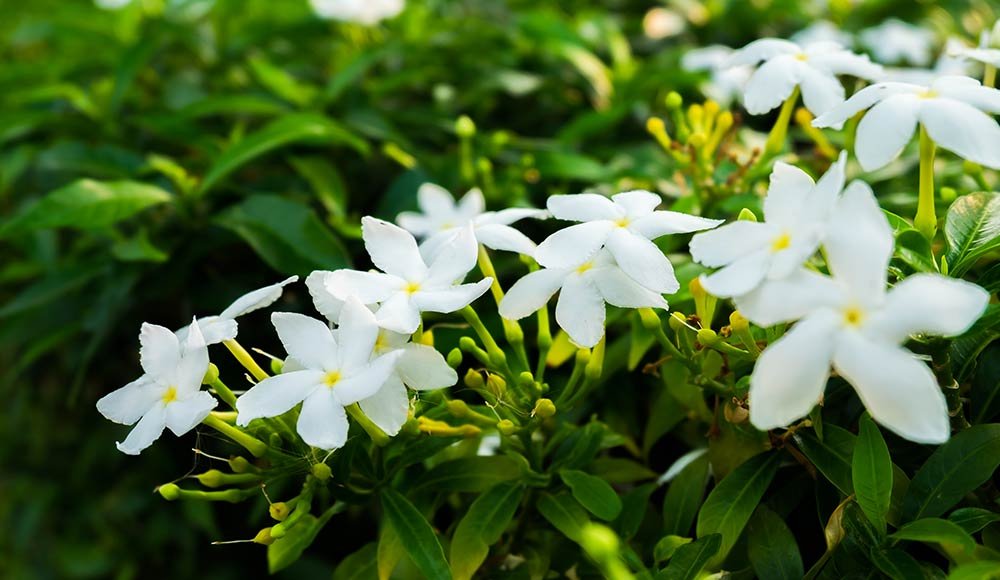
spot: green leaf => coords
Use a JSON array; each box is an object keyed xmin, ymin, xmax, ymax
[
  {"xmin": 248, "ymin": 55, "xmax": 318, "ymax": 107},
  {"xmin": 870, "ymin": 548, "xmax": 925, "ymax": 580},
  {"xmin": 902, "ymin": 424, "xmax": 1000, "ymax": 521},
  {"xmin": 695, "ymin": 451, "xmax": 781, "ymax": 566},
  {"xmin": 615, "ymin": 483, "xmax": 656, "ymax": 539},
  {"xmin": 289, "ymin": 155, "xmax": 348, "ymax": 218},
  {"xmin": 449, "ymin": 482, "xmax": 524, "ymax": 580},
  {"xmin": 852, "ymin": 414, "xmax": 892, "ymax": 532},
  {"xmin": 411, "ymin": 456, "xmax": 522, "ymax": 493},
  {"xmin": 333, "ymin": 543, "xmax": 378, "ymax": 580},
  {"xmin": 537, "ymin": 492, "xmax": 590, "ymax": 543},
  {"xmin": 1, "ymin": 179, "xmax": 171, "ymax": 237},
  {"xmin": 971, "ymin": 343, "xmax": 1000, "ymax": 424},
  {"xmin": 533, "ymin": 151, "xmax": 611, "ymax": 182},
  {"xmin": 216, "ymin": 194, "xmax": 350, "ymax": 276},
  {"xmin": 949, "ymin": 508, "xmax": 1000, "ymax": 535},
  {"xmin": 267, "ymin": 505, "xmax": 340, "ymax": 573},
  {"xmin": 951, "ymin": 304, "xmax": 1000, "ymax": 381},
  {"xmin": 794, "ymin": 424, "xmax": 856, "ymax": 496},
  {"xmin": 747, "ymin": 504, "xmax": 803, "ymax": 580},
  {"xmin": 662, "ymin": 453, "xmax": 709, "ymax": 536},
  {"xmin": 197, "ymin": 113, "xmax": 368, "ymax": 195},
  {"xmin": 657, "ymin": 533, "xmax": 721, "ymax": 580},
  {"xmin": 945, "ymin": 191, "xmax": 1000, "ymax": 277},
  {"xmin": 380, "ymin": 489, "xmax": 451, "ymax": 580},
  {"xmin": 947, "ymin": 561, "xmax": 1000, "ymax": 580},
  {"xmin": 891, "ymin": 518, "xmax": 976, "ymax": 554},
  {"xmin": 559, "ymin": 470, "xmax": 622, "ymax": 521},
  {"xmin": 653, "ymin": 535, "xmax": 692, "ymax": 563}
]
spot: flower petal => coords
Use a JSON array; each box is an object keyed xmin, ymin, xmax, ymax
[
  {"xmin": 628, "ymin": 211, "xmax": 723, "ymax": 239},
  {"xmin": 297, "ymin": 390, "xmax": 349, "ymax": 450},
  {"xmin": 272, "ymin": 312, "xmax": 339, "ymax": 370},
  {"xmin": 933, "ymin": 76, "xmax": 1000, "ymax": 114},
  {"xmin": 855, "ymin": 93, "xmax": 920, "ymax": 171},
  {"xmin": 535, "ymin": 221, "xmax": 615, "ymax": 268},
  {"xmin": 812, "ymin": 82, "xmax": 921, "ymax": 130},
  {"xmin": 326, "ymin": 269, "xmax": 404, "ymax": 304},
  {"xmin": 219, "ymin": 276, "xmax": 298, "ymax": 320},
  {"xmin": 177, "ymin": 316, "xmax": 238, "ymax": 346},
  {"xmin": 417, "ymin": 182, "xmax": 457, "ymax": 217},
  {"xmin": 97, "ymin": 377, "xmax": 162, "ymax": 426},
  {"xmin": 743, "ymin": 54, "xmax": 800, "ymax": 115},
  {"xmin": 396, "ymin": 212, "xmax": 434, "ymax": 238},
  {"xmin": 426, "ymin": 224, "xmax": 479, "ymax": 286},
  {"xmin": 833, "ymin": 331, "xmax": 949, "ymax": 444},
  {"xmin": 727, "ymin": 38, "xmax": 800, "ymax": 67},
  {"xmin": 797, "ymin": 64, "xmax": 845, "ymax": 116},
  {"xmin": 866, "ymin": 274, "xmax": 989, "ymax": 344},
  {"xmin": 306, "ymin": 270, "xmax": 344, "ymax": 322},
  {"xmin": 555, "ymin": 274, "xmax": 606, "ymax": 348},
  {"xmin": 612, "ymin": 190, "xmax": 661, "ymax": 217},
  {"xmin": 116, "ymin": 405, "xmax": 167, "ymax": 455},
  {"xmin": 700, "ymin": 250, "xmax": 771, "ymax": 298},
  {"xmin": 591, "ymin": 266, "xmax": 669, "ymax": 309},
  {"xmin": 334, "ymin": 350, "xmax": 404, "ymax": 406},
  {"xmin": 413, "ymin": 279, "xmax": 492, "ymax": 314},
  {"xmin": 165, "ymin": 391, "xmax": 217, "ymax": 436},
  {"xmin": 546, "ymin": 193, "xmax": 622, "ymax": 222},
  {"xmin": 478, "ymin": 207, "xmax": 549, "ymax": 226},
  {"xmin": 606, "ymin": 228, "xmax": 680, "ymax": 294},
  {"xmin": 235, "ymin": 370, "xmax": 324, "ymax": 426},
  {"xmin": 337, "ymin": 296, "xmax": 380, "ymax": 370},
  {"xmin": 920, "ymin": 98, "xmax": 1000, "ymax": 169},
  {"xmin": 824, "ymin": 181, "xmax": 892, "ymax": 302},
  {"xmin": 475, "ymin": 224, "xmax": 537, "ymax": 256},
  {"xmin": 499, "ymin": 268, "xmax": 568, "ymax": 320},
  {"xmin": 374, "ymin": 292, "xmax": 421, "ymax": 334},
  {"xmin": 362, "ymin": 217, "xmax": 429, "ymax": 281},
  {"xmin": 689, "ymin": 221, "xmax": 775, "ymax": 267},
  {"xmin": 763, "ymin": 162, "xmax": 815, "ymax": 225},
  {"xmin": 139, "ymin": 323, "xmax": 180, "ymax": 380},
  {"xmin": 749, "ymin": 310, "xmax": 839, "ymax": 430},
  {"xmin": 809, "ymin": 50, "xmax": 883, "ymax": 79},
  {"xmin": 801, "ymin": 150, "xmax": 848, "ymax": 223},
  {"xmin": 173, "ymin": 318, "xmax": 210, "ymax": 395},
  {"xmin": 736, "ymin": 269, "xmax": 843, "ymax": 327},
  {"xmin": 398, "ymin": 343, "xmax": 457, "ymax": 390},
  {"xmin": 456, "ymin": 188, "xmax": 486, "ymax": 220},
  {"xmin": 359, "ymin": 374, "xmax": 409, "ymax": 436}
]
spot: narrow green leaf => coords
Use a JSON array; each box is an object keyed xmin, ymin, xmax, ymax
[
  {"xmin": 267, "ymin": 504, "xmax": 341, "ymax": 573},
  {"xmin": 657, "ymin": 533, "xmax": 721, "ymax": 580},
  {"xmin": 946, "ymin": 560, "xmax": 1000, "ymax": 580},
  {"xmin": 891, "ymin": 518, "xmax": 976, "ymax": 554},
  {"xmin": 380, "ymin": 489, "xmax": 451, "ymax": 580},
  {"xmin": 870, "ymin": 548, "xmax": 925, "ymax": 580},
  {"xmin": 695, "ymin": 451, "xmax": 781, "ymax": 566},
  {"xmin": 944, "ymin": 191, "xmax": 1000, "ymax": 277},
  {"xmin": 951, "ymin": 304, "xmax": 1000, "ymax": 381},
  {"xmin": 411, "ymin": 456, "xmax": 522, "ymax": 493},
  {"xmin": 902, "ymin": 424, "xmax": 1000, "ymax": 521},
  {"xmin": 615, "ymin": 483, "xmax": 656, "ymax": 539},
  {"xmin": 971, "ymin": 343, "xmax": 1000, "ymax": 424},
  {"xmin": 662, "ymin": 453, "xmax": 709, "ymax": 536},
  {"xmin": 559, "ymin": 469, "xmax": 622, "ymax": 521},
  {"xmin": 333, "ymin": 543, "xmax": 378, "ymax": 580},
  {"xmin": 852, "ymin": 414, "xmax": 892, "ymax": 532},
  {"xmin": 537, "ymin": 492, "xmax": 590, "ymax": 543},
  {"xmin": 747, "ymin": 504, "xmax": 803, "ymax": 580},
  {"xmin": 948, "ymin": 508, "xmax": 1000, "ymax": 535},
  {"xmin": 794, "ymin": 424, "xmax": 855, "ymax": 496},
  {"xmin": 653, "ymin": 535, "xmax": 691, "ymax": 563},
  {"xmin": 449, "ymin": 482, "xmax": 524, "ymax": 580}
]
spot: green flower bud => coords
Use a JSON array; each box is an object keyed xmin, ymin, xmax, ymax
[
  {"xmin": 729, "ymin": 311, "xmax": 749, "ymax": 332},
  {"xmin": 270, "ymin": 358, "xmax": 284, "ymax": 375},
  {"xmin": 668, "ymin": 311, "xmax": 687, "ymax": 332},
  {"xmin": 517, "ymin": 371, "xmax": 535, "ymax": 390},
  {"xmin": 228, "ymin": 455, "xmax": 255, "ymax": 473},
  {"xmin": 697, "ymin": 328, "xmax": 719, "ymax": 347},
  {"xmin": 532, "ymin": 398, "xmax": 556, "ymax": 419},
  {"xmin": 196, "ymin": 469, "xmax": 225, "ymax": 488},
  {"xmin": 665, "ymin": 91, "xmax": 683, "ymax": 110},
  {"xmin": 253, "ymin": 528, "xmax": 275, "ymax": 545},
  {"xmin": 463, "ymin": 369, "xmax": 485, "ymax": 389},
  {"xmin": 158, "ymin": 483, "xmax": 180, "ymax": 501},
  {"xmin": 312, "ymin": 463, "xmax": 332, "ymax": 482},
  {"xmin": 580, "ymin": 523, "xmax": 620, "ymax": 561},
  {"xmin": 203, "ymin": 363, "xmax": 219, "ymax": 385},
  {"xmin": 637, "ymin": 307, "xmax": 662, "ymax": 331},
  {"xmin": 455, "ymin": 115, "xmax": 476, "ymax": 138},
  {"xmin": 497, "ymin": 419, "xmax": 517, "ymax": 435},
  {"xmin": 269, "ymin": 502, "xmax": 291, "ymax": 521},
  {"xmin": 486, "ymin": 374, "xmax": 507, "ymax": 398},
  {"xmin": 447, "ymin": 348, "xmax": 463, "ymax": 369},
  {"xmin": 446, "ymin": 399, "xmax": 471, "ymax": 418},
  {"xmin": 940, "ymin": 187, "xmax": 957, "ymax": 203},
  {"xmin": 270, "ymin": 522, "xmax": 287, "ymax": 539}
]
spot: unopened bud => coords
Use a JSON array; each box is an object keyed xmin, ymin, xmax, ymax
[
  {"xmin": 533, "ymin": 398, "xmax": 556, "ymax": 419},
  {"xmin": 737, "ymin": 208, "xmax": 758, "ymax": 222},
  {"xmin": 638, "ymin": 307, "xmax": 662, "ymax": 331},
  {"xmin": 940, "ymin": 187, "xmax": 957, "ymax": 203},
  {"xmin": 311, "ymin": 463, "xmax": 332, "ymax": 481},
  {"xmin": 669, "ymin": 311, "xmax": 687, "ymax": 332},
  {"xmin": 253, "ymin": 528, "xmax": 275, "ymax": 545},
  {"xmin": 203, "ymin": 363, "xmax": 219, "ymax": 385},
  {"xmin": 270, "ymin": 358, "xmax": 283, "ymax": 375},
  {"xmin": 456, "ymin": 115, "xmax": 476, "ymax": 138},
  {"xmin": 196, "ymin": 469, "xmax": 225, "ymax": 488},
  {"xmin": 517, "ymin": 371, "xmax": 535, "ymax": 390},
  {"xmin": 580, "ymin": 523, "xmax": 620, "ymax": 561},
  {"xmin": 697, "ymin": 328, "xmax": 719, "ymax": 347},
  {"xmin": 497, "ymin": 419, "xmax": 517, "ymax": 435},
  {"xmin": 447, "ymin": 399, "xmax": 471, "ymax": 417},
  {"xmin": 665, "ymin": 91, "xmax": 683, "ymax": 110},
  {"xmin": 729, "ymin": 311, "xmax": 749, "ymax": 333},
  {"xmin": 447, "ymin": 348, "xmax": 463, "ymax": 368},
  {"xmin": 486, "ymin": 374, "xmax": 507, "ymax": 398},
  {"xmin": 464, "ymin": 369, "xmax": 485, "ymax": 389},
  {"xmin": 158, "ymin": 483, "xmax": 180, "ymax": 501},
  {"xmin": 269, "ymin": 502, "xmax": 291, "ymax": 521},
  {"xmin": 229, "ymin": 456, "xmax": 255, "ymax": 473}
]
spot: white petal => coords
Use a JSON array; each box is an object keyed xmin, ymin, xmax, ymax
[
  {"xmin": 219, "ymin": 276, "xmax": 298, "ymax": 320},
  {"xmin": 735, "ymin": 269, "xmax": 844, "ymax": 327},
  {"xmin": 934, "ymin": 76, "xmax": 1000, "ymax": 114},
  {"xmin": 479, "ymin": 207, "xmax": 549, "ymax": 226},
  {"xmin": 866, "ymin": 274, "xmax": 989, "ymax": 344},
  {"xmin": 457, "ymin": 188, "xmax": 486, "ymax": 220},
  {"xmin": 833, "ymin": 332, "xmax": 949, "ymax": 444},
  {"xmin": 397, "ymin": 343, "xmax": 457, "ymax": 390},
  {"xmin": 165, "ymin": 391, "xmax": 217, "ymax": 436},
  {"xmin": 475, "ymin": 224, "xmax": 537, "ymax": 255},
  {"xmin": 272, "ymin": 312, "xmax": 339, "ymax": 370},
  {"xmin": 749, "ymin": 311, "xmax": 839, "ymax": 430},
  {"xmin": 768, "ymin": 234, "xmax": 821, "ymax": 279},
  {"xmin": 337, "ymin": 296, "xmax": 380, "ymax": 370},
  {"xmin": 689, "ymin": 221, "xmax": 775, "ymax": 267},
  {"xmin": 139, "ymin": 323, "xmax": 180, "ymax": 380},
  {"xmin": 235, "ymin": 370, "xmax": 324, "ymax": 425},
  {"xmin": 591, "ymin": 266, "xmax": 669, "ymax": 309},
  {"xmin": 116, "ymin": 405, "xmax": 167, "ymax": 455},
  {"xmin": 178, "ymin": 316, "xmax": 238, "ymax": 345},
  {"xmin": 499, "ymin": 268, "xmax": 568, "ymax": 320},
  {"xmin": 426, "ymin": 224, "xmax": 479, "ymax": 286},
  {"xmin": 797, "ymin": 65, "xmax": 845, "ymax": 116},
  {"xmin": 555, "ymin": 274, "xmax": 606, "ymax": 348},
  {"xmin": 535, "ymin": 221, "xmax": 615, "ymax": 268},
  {"xmin": 173, "ymin": 319, "xmax": 210, "ymax": 395},
  {"xmin": 374, "ymin": 292, "xmax": 421, "ymax": 334},
  {"xmin": 306, "ymin": 270, "xmax": 344, "ymax": 322},
  {"xmin": 413, "ymin": 279, "xmax": 492, "ymax": 313},
  {"xmin": 919, "ymin": 98, "xmax": 1000, "ymax": 169},
  {"xmin": 326, "ymin": 269, "xmax": 404, "ymax": 304},
  {"xmin": 855, "ymin": 94, "xmax": 920, "ymax": 171},
  {"xmin": 801, "ymin": 150, "xmax": 848, "ymax": 223},
  {"xmin": 628, "ymin": 211, "xmax": 723, "ymax": 239},
  {"xmin": 361, "ymin": 217, "xmax": 429, "ymax": 281},
  {"xmin": 97, "ymin": 377, "xmax": 162, "ymax": 426},
  {"xmin": 700, "ymin": 251, "xmax": 771, "ymax": 298},
  {"xmin": 606, "ymin": 228, "xmax": 680, "ymax": 294},
  {"xmin": 743, "ymin": 55, "xmax": 799, "ymax": 115},
  {"xmin": 396, "ymin": 212, "xmax": 434, "ymax": 237},
  {"xmin": 727, "ymin": 38, "xmax": 800, "ymax": 67},
  {"xmin": 810, "ymin": 50, "xmax": 883, "ymax": 80},
  {"xmin": 417, "ymin": 183, "xmax": 457, "ymax": 216},
  {"xmin": 297, "ymin": 390, "xmax": 349, "ymax": 450},
  {"xmin": 824, "ymin": 181, "xmax": 892, "ymax": 302},
  {"xmin": 812, "ymin": 82, "xmax": 921, "ymax": 130},
  {"xmin": 334, "ymin": 350, "xmax": 404, "ymax": 406},
  {"xmin": 612, "ymin": 190, "xmax": 661, "ymax": 217},
  {"xmin": 764, "ymin": 162, "xmax": 816, "ymax": 225},
  {"xmin": 359, "ymin": 374, "xmax": 409, "ymax": 436},
  {"xmin": 546, "ymin": 193, "xmax": 622, "ymax": 222}
]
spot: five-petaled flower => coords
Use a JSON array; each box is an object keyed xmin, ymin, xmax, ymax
[
  {"xmin": 176, "ymin": 276, "xmax": 298, "ymax": 345},
  {"xmin": 97, "ymin": 320, "xmax": 216, "ymax": 455}
]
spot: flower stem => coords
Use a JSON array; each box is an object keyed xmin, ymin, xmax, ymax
[
  {"xmin": 477, "ymin": 246, "xmax": 531, "ymax": 371},
  {"xmin": 535, "ymin": 304, "xmax": 552, "ymax": 382},
  {"xmin": 985, "ymin": 65, "xmax": 996, "ymax": 89},
  {"xmin": 346, "ymin": 404, "xmax": 390, "ymax": 446},
  {"xmin": 224, "ymin": 340, "xmax": 270, "ymax": 382},
  {"xmin": 460, "ymin": 306, "xmax": 514, "ymax": 380},
  {"xmin": 914, "ymin": 125, "xmax": 938, "ymax": 240},
  {"xmin": 203, "ymin": 413, "xmax": 269, "ymax": 458},
  {"xmin": 764, "ymin": 87, "xmax": 800, "ymax": 157},
  {"xmin": 209, "ymin": 377, "xmax": 238, "ymax": 410}
]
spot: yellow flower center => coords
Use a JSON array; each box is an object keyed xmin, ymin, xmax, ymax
[
  {"xmin": 770, "ymin": 232, "xmax": 792, "ymax": 252},
  {"xmin": 162, "ymin": 386, "xmax": 178, "ymax": 404},
  {"xmin": 795, "ymin": 53, "xmax": 808, "ymax": 61},
  {"xmin": 843, "ymin": 306, "xmax": 865, "ymax": 327},
  {"xmin": 324, "ymin": 371, "xmax": 342, "ymax": 388},
  {"xmin": 404, "ymin": 281, "xmax": 421, "ymax": 295},
  {"xmin": 919, "ymin": 89, "xmax": 938, "ymax": 99},
  {"xmin": 374, "ymin": 332, "xmax": 388, "ymax": 352},
  {"xmin": 576, "ymin": 261, "xmax": 594, "ymax": 274},
  {"xmin": 614, "ymin": 217, "xmax": 630, "ymax": 228}
]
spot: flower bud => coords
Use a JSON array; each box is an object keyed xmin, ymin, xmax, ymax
[
  {"xmin": 463, "ymin": 369, "xmax": 485, "ymax": 389},
  {"xmin": 196, "ymin": 469, "xmax": 225, "ymax": 488},
  {"xmin": 580, "ymin": 523, "xmax": 620, "ymax": 561},
  {"xmin": 203, "ymin": 363, "xmax": 219, "ymax": 385},
  {"xmin": 158, "ymin": 483, "xmax": 181, "ymax": 501},
  {"xmin": 229, "ymin": 455, "xmax": 255, "ymax": 473},
  {"xmin": 737, "ymin": 208, "xmax": 758, "ymax": 222},
  {"xmin": 447, "ymin": 399, "xmax": 471, "ymax": 418},
  {"xmin": 668, "ymin": 311, "xmax": 687, "ymax": 332},
  {"xmin": 253, "ymin": 528, "xmax": 275, "ymax": 545},
  {"xmin": 270, "ymin": 358, "xmax": 284, "ymax": 375},
  {"xmin": 697, "ymin": 328, "xmax": 719, "ymax": 347},
  {"xmin": 517, "ymin": 371, "xmax": 535, "ymax": 390},
  {"xmin": 532, "ymin": 398, "xmax": 556, "ymax": 419},
  {"xmin": 447, "ymin": 348, "xmax": 463, "ymax": 369},
  {"xmin": 497, "ymin": 419, "xmax": 517, "ymax": 435},
  {"xmin": 269, "ymin": 502, "xmax": 291, "ymax": 521},
  {"xmin": 486, "ymin": 374, "xmax": 507, "ymax": 398},
  {"xmin": 637, "ymin": 307, "xmax": 662, "ymax": 331},
  {"xmin": 311, "ymin": 463, "xmax": 332, "ymax": 481},
  {"xmin": 729, "ymin": 311, "xmax": 749, "ymax": 333},
  {"xmin": 690, "ymin": 277, "xmax": 717, "ymax": 327},
  {"xmin": 455, "ymin": 115, "xmax": 476, "ymax": 138},
  {"xmin": 665, "ymin": 91, "xmax": 683, "ymax": 110},
  {"xmin": 940, "ymin": 187, "xmax": 957, "ymax": 203}
]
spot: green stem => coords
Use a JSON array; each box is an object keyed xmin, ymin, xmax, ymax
[
  {"xmin": 203, "ymin": 414, "xmax": 269, "ymax": 458},
  {"xmin": 985, "ymin": 65, "xmax": 996, "ymax": 89},
  {"xmin": 477, "ymin": 246, "xmax": 530, "ymax": 371},
  {"xmin": 460, "ymin": 306, "xmax": 514, "ymax": 381},
  {"xmin": 535, "ymin": 303, "xmax": 552, "ymax": 382},
  {"xmin": 346, "ymin": 404, "xmax": 390, "ymax": 446},
  {"xmin": 764, "ymin": 86, "xmax": 799, "ymax": 157},
  {"xmin": 224, "ymin": 340, "xmax": 270, "ymax": 382},
  {"xmin": 209, "ymin": 377, "xmax": 238, "ymax": 409},
  {"xmin": 914, "ymin": 125, "xmax": 938, "ymax": 240}
]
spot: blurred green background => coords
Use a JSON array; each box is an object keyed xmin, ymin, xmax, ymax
[{"xmin": 0, "ymin": 0, "xmax": 993, "ymax": 578}]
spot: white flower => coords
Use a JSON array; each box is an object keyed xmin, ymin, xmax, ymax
[
  {"xmin": 690, "ymin": 152, "xmax": 847, "ymax": 298},
  {"xmin": 309, "ymin": 0, "xmax": 403, "ymax": 24},
  {"xmin": 812, "ymin": 76, "xmax": 1000, "ymax": 170},
  {"xmin": 884, "ymin": 38, "xmax": 976, "ymax": 85},
  {"xmin": 728, "ymin": 38, "xmax": 882, "ymax": 116},
  {"xmin": 681, "ymin": 46, "xmax": 753, "ymax": 107},
  {"xmin": 534, "ymin": 190, "xmax": 722, "ymax": 295},
  {"xmin": 859, "ymin": 19, "xmax": 935, "ymax": 66},
  {"xmin": 791, "ymin": 21, "xmax": 854, "ymax": 50},
  {"xmin": 235, "ymin": 297, "xmax": 403, "ymax": 450},
  {"xmin": 326, "ymin": 217, "xmax": 492, "ymax": 334},
  {"xmin": 176, "ymin": 276, "xmax": 298, "ymax": 344},
  {"xmin": 950, "ymin": 31, "xmax": 1000, "ymax": 69},
  {"xmin": 500, "ymin": 249, "xmax": 669, "ymax": 348},
  {"xmin": 745, "ymin": 183, "xmax": 988, "ymax": 443},
  {"xmin": 97, "ymin": 320, "xmax": 216, "ymax": 455},
  {"xmin": 396, "ymin": 183, "xmax": 547, "ymax": 260}
]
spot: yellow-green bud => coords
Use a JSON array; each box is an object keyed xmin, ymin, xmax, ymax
[
  {"xmin": 688, "ymin": 132, "xmax": 707, "ymax": 148},
  {"xmin": 229, "ymin": 456, "xmax": 254, "ymax": 473},
  {"xmin": 940, "ymin": 187, "xmax": 957, "ymax": 203},
  {"xmin": 270, "ymin": 523, "xmax": 287, "ymax": 539},
  {"xmin": 532, "ymin": 398, "xmax": 556, "ymax": 419},
  {"xmin": 269, "ymin": 502, "xmax": 291, "ymax": 521},
  {"xmin": 668, "ymin": 312, "xmax": 687, "ymax": 332},
  {"xmin": 697, "ymin": 328, "xmax": 720, "ymax": 347},
  {"xmin": 463, "ymin": 369, "xmax": 485, "ymax": 389},
  {"xmin": 196, "ymin": 469, "xmax": 225, "ymax": 488},
  {"xmin": 447, "ymin": 399, "xmax": 471, "ymax": 417},
  {"xmin": 447, "ymin": 348, "xmax": 463, "ymax": 368},
  {"xmin": 203, "ymin": 363, "xmax": 219, "ymax": 385},
  {"xmin": 637, "ymin": 307, "xmax": 661, "ymax": 331},
  {"xmin": 253, "ymin": 528, "xmax": 275, "ymax": 545},
  {"xmin": 518, "ymin": 371, "xmax": 535, "ymax": 390},
  {"xmin": 158, "ymin": 483, "xmax": 180, "ymax": 501},
  {"xmin": 312, "ymin": 463, "xmax": 332, "ymax": 481},
  {"xmin": 704, "ymin": 100, "xmax": 720, "ymax": 119},
  {"xmin": 729, "ymin": 311, "xmax": 749, "ymax": 333},
  {"xmin": 456, "ymin": 115, "xmax": 476, "ymax": 138},
  {"xmin": 665, "ymin": 91, "xmax": 683, "ymax": 110},
  {"xmin": 737, "ymin": 208, "xmax": 758, "ymax": 222},
  {"xmin": 580, "ymin": 523, "xmax": 620, "ymax": 561},
  {"xmin": 486, "ymin": 374, "xmax": 507, "ymax": 398},
  {"xmin": 270, "ymin": 358, "xmax": 283, "ymax": 375},
  {"xmin": 497, "ymin": 419, "xmax": 517, "ymax": 435}
]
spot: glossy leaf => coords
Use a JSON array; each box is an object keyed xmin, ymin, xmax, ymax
[
  {"xmin": 795, "ymin": 424, "xmax": 856, "ymax": 496},
  {"xmin": 559, "ymin": 469, "xmax": 622, "ymax": 521},
  {"xmin": 450, "ymin": 482, "xmax": 524, "ymax": 580},
  {"xmin": 747, "ymin": 504, "xmax": 803, "ymax": 580},
  {"xmin": 948, "ymin": 508, "xmax": 1000, "ymax": 535},
  {"xmin": 662, "ymin": 453, "xmax": 710, "ymax": 536},
  {"xmin": 380, "ymin": 489, "xmax": 451, "ymax": 580},
  {"xmin": 411, "ymin": 456, "xmax": 522, "ymax": 493},
  {"xmin": 891, "ymin": 518, "xmax": 976, "ymax": 554},
  {"xmin": 944, "ymin": 191, "xmax": 1000, "ymax": 277},
  {"xmin": 852, "ymin": 414, "xmax": 892, "ymax": 532},
  {"xmin": 870, "ymin": 548, "xmax": 925, "ymax": 580},
  {"xmin": 657, "ymin": 533, "xmax": 721, "ymax": 580},
  {"xmin": 537, "ymin": 492, "xmax": 590, "ymax": 543}
]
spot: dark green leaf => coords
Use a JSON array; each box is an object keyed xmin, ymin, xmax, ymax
[
  {"xmin": 891, "ymin": 518, "xmax": 976, "ymax": 554},
  {"xmin": 946, "ymin": 561, "xmax": 1000, "ymax": 580},
  {"xmin": 559, "ymin": 469, "xmax": 622, "ymax": 521},
  {"xmin": 653, "ymin": 535, "xmax": 691, "ymax": 563},
  {"xmin": 870, "ymin": 548, "xmax": 925, "ymax": 580},
  {"xmin": 944, "ymin": 191, "xmax": 1000, "ymax": 277},
  {"xmin": 450, "ymin": 482, "xmax": 524, "ymax": 580},
  {"xmin": 853, "ymin": 414, "xmax": 892, "ymax": 532},
  {"xmin": 971, "ymin": 343, "xmax": 1000, "ymax": 424},
  {"xmin": 533, "ymin": 151, "xmax": 611, "ymax": 182},
  {"xmin": 267, "ymin": 505, "xmax": 340, "ymax": 573},
  {"xmin": 537, "ymin": 492, "xmax": 590, "ymax": 543},
  {"xmin": 795, "ymin": 424, "xmax": 856, "ymax": 496},
  {"xmin": 949, "ymin": 508, "xmax": 1000, "ymax": 535},
  {"xmin": 333, "ymin": 543, "xmax": 378, "ymax": 580},
  {"xmin": 616, "ymin": 483, "xmax": 656, "ymax": 539},
  {"xmin": 380, "ymin": 489, "xmax": 451, "ymax": 580},
  {"xmin": 411, "ymin": 456, "xmax": 522, "ymax": 493},
  {"xmin": 657, "ymin": 533, "xmax": 721, "ymax": 580},
  {"xmin": 747, "ymin": 504, "xmax": 803, "ymax": 580},
  {"xmin": 951, "ymin": 304, "xmax": 1000, "ymax": 382},
  {"xmin": 662, "ymin": 453, "xmax": 709, "ymax": 536}
]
